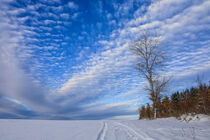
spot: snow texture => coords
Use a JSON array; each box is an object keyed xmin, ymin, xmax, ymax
[{"xmin": 0, "ymin": 115, "xmax": 209, "ymax": 140}]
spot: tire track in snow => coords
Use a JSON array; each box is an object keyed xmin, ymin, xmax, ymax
[
  {"xmin": 96, "ymin": 121, "xmax": 108, "ymax": 140},
  {"xmin": 114, "ymin": 122, "xmax": 154, "ymax": 140}
]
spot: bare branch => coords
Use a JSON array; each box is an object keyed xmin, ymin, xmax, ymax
[{"xmin": 129, "ymin": 30, "xmax": 170, "ymax": 118}]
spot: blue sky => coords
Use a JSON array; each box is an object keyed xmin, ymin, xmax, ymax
[{"xmin": 0, "ymin": 0, "xmax": 209, "ymax": 120}]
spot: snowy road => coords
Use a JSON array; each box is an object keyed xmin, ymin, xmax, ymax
[{"xmin": 0, "ymin": 116, "xmax": 210, "ymax": 140}]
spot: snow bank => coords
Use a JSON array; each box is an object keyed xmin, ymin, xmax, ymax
[{"xmin": 178, "ymin": 114, "xmax": 210, "ymax": 122}]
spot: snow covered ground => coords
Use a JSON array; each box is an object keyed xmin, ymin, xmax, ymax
[{"xmin": 0, "ymin": 115, "xmax": 209, "ymax": 140}]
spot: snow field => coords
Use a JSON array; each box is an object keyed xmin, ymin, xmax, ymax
[{"xmin": 0, "ymin": 115, "xmax": 209, "ymax": 140}]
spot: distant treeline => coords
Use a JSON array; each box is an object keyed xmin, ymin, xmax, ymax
[{"xmin": 139, "ymin": 83, "xmax": 210, "ymax": 119}]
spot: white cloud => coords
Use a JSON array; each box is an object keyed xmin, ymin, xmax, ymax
[
  {"xmin": 113, "ymin": 0, "xmax": 134, "ymax": 18},
  {"xmin": 68, "ymin": 1, "xmax": 79, "ymax": 10},
  {"xmin": 106, "ymin": 13, "xmax": 112, "ymax": 19},
  {"xmin": 44, "ymin": 19, "xmax": 56, "ymax": 25},
  {"xmin": 60, "ymin": 13, "xmax": 69, "ymax": 19},
  {"xmin": 72, "ymin": 12, "xmax": 79, "ymax": 20}
]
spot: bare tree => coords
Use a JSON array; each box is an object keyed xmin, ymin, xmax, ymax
[{"xmin": 130, "ymin": 31, "xmax": 169, "ymax": 119}]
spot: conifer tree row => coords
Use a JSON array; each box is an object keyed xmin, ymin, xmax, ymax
[{"xmin": 139, "ymin": 82, "xmax": 210, "ymax": 119}]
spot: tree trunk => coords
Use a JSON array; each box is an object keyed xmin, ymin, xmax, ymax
[{"xmin": 154, "ymin": 107, "xmax": 157, "ymax": 119}]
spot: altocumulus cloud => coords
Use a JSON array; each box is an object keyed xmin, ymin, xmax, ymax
[{"xmin": 0, "ymin": 0, "xmax": 209, "ymax": 120}]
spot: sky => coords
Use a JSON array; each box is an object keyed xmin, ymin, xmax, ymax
[{"xmin": 0, "ymin": 0, "xmax": 209, "ymax": 120}]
